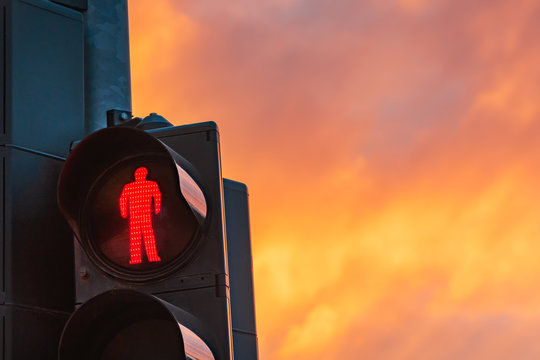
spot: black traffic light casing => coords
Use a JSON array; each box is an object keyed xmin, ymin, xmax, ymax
[
  {"xmin": 223, "ymin": 180, "xmax": 259, "ymax": 359},
  {"xmin": 0, "ymin": 0, "xmax": 84, "ymax": 358},
  {"xmin": 58, "ymin": 122, "xmax": 233, "ymax": 359},
  {"xmin": 59, "ymin": 289, "xmax": 214, "ymax": 360},
  {"xmin": 0, "ymin": 0, "xmax": 84, "ymax": 154}
]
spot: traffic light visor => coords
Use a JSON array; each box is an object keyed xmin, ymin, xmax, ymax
[
  {"xmin": 58, "ymin": 127, "xmax": 207, "ymax": 278},
  {"xmin": 58, "ymin": 289, "xmax": 215, "ymax": 360}
]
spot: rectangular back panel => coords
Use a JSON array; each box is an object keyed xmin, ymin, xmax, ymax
[
  {"xmin": 2, "ymin": 0, "xmax": 84, "ymax": 156},
  {"xmin": 0, "ymin": 5, "xmax": 4, "ymax": 142},
  {"xmin": 0, "ymin": 148, "xmax": 4, "ymax": 302},
  {"xmin": 0, "ymin": 304, "xmax": 69, "ymax": 360},
  {"xmin": 223, "ymin": 179, "xmax": 258, "ymax": 359},
  {"xmin": 4, "ymin": 148, "xmax": 74, "ymax": 311}
]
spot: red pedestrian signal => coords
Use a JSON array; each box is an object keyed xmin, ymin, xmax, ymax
[
  {"xmin": 58, "ymin": 127, "xmax": 207, "ymax": 280},
  {"xmin": 119, "ymin": 166, "xmax": 162, "ymax": 264},
  {"xmin": 57, "ymin": 122, "xmax": 235, "ymax": 359}
]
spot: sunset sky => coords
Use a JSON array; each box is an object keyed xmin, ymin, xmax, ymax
[{"xmin": 129, "ymin": 1, "xmax": 540, "ymax": 358}]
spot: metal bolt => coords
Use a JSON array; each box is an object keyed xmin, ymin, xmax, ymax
[{"xmin": 79, "ymin": 268, "xmax": 89, "ymax": 280}]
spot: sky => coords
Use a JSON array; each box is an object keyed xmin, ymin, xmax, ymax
[{"xmin": 129, "ymin": 1, "xmax": 540, "ymax": 358}]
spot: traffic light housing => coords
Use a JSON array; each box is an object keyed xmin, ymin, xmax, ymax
[
  {"xmin": 58, "ymin": 126, "xmax": 207, "ymax": 280},
  {"xmin": 58, "ymin": 289, "xmax": 214, "ymax": 360},
  {"xmin": 0, "ymin": 0, "xmax": 84, "ymax": 358},
  {"xmin": 223, "ymin": 180, "xmax": 258, "ymax": 358},
  {"xmin": 58, "ymin": 123, "xmax": 233, "ymax": 359}
]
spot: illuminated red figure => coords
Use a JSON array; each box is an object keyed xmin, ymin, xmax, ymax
[{"xmin": 120, "ymin": 167, "xmax": 162, "ymax": 264}]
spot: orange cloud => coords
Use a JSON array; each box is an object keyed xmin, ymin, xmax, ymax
[{"xmin": 130, "ymin": 0, "xmax": 540, "ymax": 358}]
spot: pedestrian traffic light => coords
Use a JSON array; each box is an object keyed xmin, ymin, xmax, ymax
[
  {"xmin": 57, "ymin": 122, "xmax": 233, "ymax": 359},
  {"xmin": 58, "ymin": 289, "xmax": 215, "ymax": 360},
  {"xmin": 0, "ymin": 0, "xmax": 84, "ymax": 359},
  {"xmin": 58, "ymin": 126, "xmax": 208, "ymax": 280}
]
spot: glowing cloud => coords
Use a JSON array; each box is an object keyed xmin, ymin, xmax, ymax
[{"xmin": 130, "ymin": 0, "xmax": 540, "ymax": 358}]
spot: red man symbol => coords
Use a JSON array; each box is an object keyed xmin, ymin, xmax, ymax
[{"xmin": 119, "ymin": 167, "xmax": 162, "ymax": 264}]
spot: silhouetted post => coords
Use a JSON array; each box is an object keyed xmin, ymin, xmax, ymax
[{"xmin": 85, "ymin": 0, "xmax": 132, "ymax": 133}]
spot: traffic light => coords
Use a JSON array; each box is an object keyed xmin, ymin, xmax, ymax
[
  {"xmin": 223, "ymin": 180, "xmax": 259, "ymax": 358},
  {"xmin": 58, "ymin": 288, "xmax": 214, "ymax": 360},
  {"xmin": 0, "ymin": 0, "xmax": 84, "ymax": 358},
  {"xmin": 57, "ymin": 123, "xmax": 233, "ymax": 359}
]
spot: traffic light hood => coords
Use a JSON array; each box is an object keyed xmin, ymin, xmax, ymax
[
  {"xmin": 57, "ymin": 126, "xmax": 207, "ymax": 245},
  {"xmin": 58, "ymin": 289, "xmax": 215, "ymax": 360}
]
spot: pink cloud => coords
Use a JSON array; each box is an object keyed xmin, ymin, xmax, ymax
[{"xmin": 130, "ymin": 0, "xmax": 540, "ymax": 358}]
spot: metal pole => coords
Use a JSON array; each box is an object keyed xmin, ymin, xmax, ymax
[{"xmin": 84, "ymin": 0, "xmax": 132, "ymax": 134}]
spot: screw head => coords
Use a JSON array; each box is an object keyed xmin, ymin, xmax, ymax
[{"xmin": 79, "ymin": 268, "xmax": 90, "ymax": 280}]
